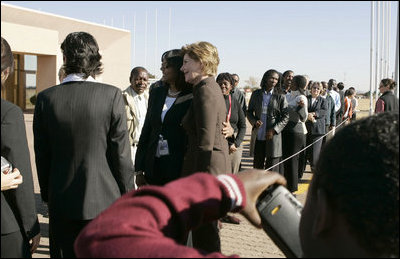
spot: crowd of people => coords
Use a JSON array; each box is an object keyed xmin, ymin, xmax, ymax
[{"xmin": 1, "ymin": 31, "xmax": 399, "ymax": 258}]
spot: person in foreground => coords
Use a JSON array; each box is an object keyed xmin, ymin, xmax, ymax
[
  {"xmin": 300, "ymin": 111, "xmax": 398, "ymax": 258},
  {"xmin": 1, "ymin": 37, "xmax": 41, "ymax": 258},
  {"xmin": 34, "ymin": 32, "xmax": 134, "ymax": 257},
  {"xmin": 74, "ymin": 112, "xmax": 399, "ymax": 258}
]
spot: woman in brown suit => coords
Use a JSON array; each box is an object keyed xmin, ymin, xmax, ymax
[{"xmin": 180, "ymin": 41, "xmax": 231, "ymax": 252}]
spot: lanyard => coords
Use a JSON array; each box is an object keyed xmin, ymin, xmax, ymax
[{"xmin": 227, "ymin": 94, "xmax": 232, "ymax": 121}]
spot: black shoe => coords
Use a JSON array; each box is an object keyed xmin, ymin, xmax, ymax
[{"xmin": 221, "ymin": 215, "xmax": 241, "ymax": 224}]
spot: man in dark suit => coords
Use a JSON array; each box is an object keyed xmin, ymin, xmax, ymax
[
  {"xmin": 336, "ymin": 82, "xmax": 345, "ymax": 125},
  {"xmin": 247, "ymin": 69, "xmax": 289, "ymax": 174},
  {"xmin": 1, "ymin": 37, "xmax": 41, "ymax": 258},
  {"xmin": 231, "ymin": 73, "xmax": 247, "ymax": 114},
  {"xmin": 33, "ymin": 32, "xmax": 134, "ymax": 258}
]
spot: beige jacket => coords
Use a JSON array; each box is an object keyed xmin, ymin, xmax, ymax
[{"xmin": 122, "ymin": 86, "xmax": 148, "ymax": 145}]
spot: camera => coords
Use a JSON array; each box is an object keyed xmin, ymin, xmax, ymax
[
  {"xmin": 256, "ymin": 184, "xmax": 303, "ymax": 258},
  {"xmin": 1, "ymin": 156, "xmax": 13, "ymax": 174}
]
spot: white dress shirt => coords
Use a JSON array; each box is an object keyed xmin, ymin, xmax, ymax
[{"xmin": 329, "ymin": 89, "xmax": 341, "ymax": 112}]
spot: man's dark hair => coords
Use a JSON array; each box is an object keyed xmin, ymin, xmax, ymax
[
  {"xmin": 344, "ymin": 88, "xmax": 355, "ymax": 97},
  {"xmin": 282, "ymin": 70, "xmax": 293, "ymax": 78},
  {"xmin": 216, "ymin": 72, "xmax": 235, "ymax": 88},
  {"xmin": 61, "ymin": 32, "xmax": 103, "ymax": 79},
  {"xmin": 1, "ymin": 37, "xmax": 14, "ymax": 74},
  {"xmin": 129, "ymin": 66, "xmax": 148, "ymax": 82},
  {"xmin": 337, "ymin": 82, "xmax": 345, "ymax": 90},
  {"xmin": 313, "ymin": 112, "xmax": 399, "ymax": 257},
  {"xmin": 260, "ymin": 69, "xmax": 279, "ymax": 89},
  {"xmin": 327, "ymin": 79, "xmax": 336, "ymax": 90},
  {"xmin": 231, "ymin": 73, "xmax": 239, "ymax": 81}
]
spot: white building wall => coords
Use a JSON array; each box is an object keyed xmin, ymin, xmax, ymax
[{"xmin": 1, "ymin": 3, "xmax": 131, "ymax": 91}]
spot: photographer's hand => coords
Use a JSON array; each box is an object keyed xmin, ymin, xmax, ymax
[{"xmin": 237, "ymin": 169, "xmax": 286, "ymax": 228}]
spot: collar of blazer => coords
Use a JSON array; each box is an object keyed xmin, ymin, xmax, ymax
[
  {"xmin": 174, "ymin": 93, "xmax": 193, "ymax": 105},
  {"xmin": 123, "ymin": 87, "xmax": 148, "ymax": 116},
  {"xmin": 309, "ymin": 95, "xmax": 321, "ymax": 110}
]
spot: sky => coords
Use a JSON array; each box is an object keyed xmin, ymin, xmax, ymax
[{"xmin": 4, "ymin": 1, "xmax": 399, "ymax": 93}]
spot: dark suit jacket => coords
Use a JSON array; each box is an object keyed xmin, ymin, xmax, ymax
[
  {"xmin": 181, "ymin": 77, "xmax": 231, "ymax": 176},
  {"xmin": 323, "ymin": 94, "xmax": 336, "ymax": 127},
  {"xmin": 306, "ymin": 95, "xmax": 327, "ymax": 135},
  {"xmin": 1, "ymin": 99, "xmax": 40, "ymax": 239},
  {"xmin": 247, "ymin": 88, "xmax": 289, "ymax": 157},
  {"xmin": 135, "ymin": 85, "xmax": 193, "ymax": 185},
  {"xmin": 33, "ymin": 81, "xmax": 134, "ymax": 220}
]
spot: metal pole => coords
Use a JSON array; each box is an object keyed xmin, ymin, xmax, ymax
[
  {"xmin": 133, "ymin": 13, "xmax": 136, "ymax": 66},
  {"xmin": 395, "ymin": 3, "xmax": 399, "ymax": 98},
  {"xmin": 379, "ymin": 1, "xmax": 384, "ymax": 83},
  {"xmin": 145, "ymin": 11, "xmax": 148, "ymax": 68},
  {"xmin": 382, "ymin": 1, "xmax": 387, "ymax": 77},
  {"xmin": 168, "ymin": 8, "xmax": 171, "ymax": 50},
  {"xmin": 155, "ymin": 9, "xmax": 158, "ymax": 78},
  {"xmin": 369, "ymin": 1, "xmax": 375, "ymax": 116},
  {"xmin": 385, "ymin": 1, "xmax": 390, "ymax": 78},
  {"xmin": 375, "ymin": 1, "xmax": 381, "ymax": 104}
]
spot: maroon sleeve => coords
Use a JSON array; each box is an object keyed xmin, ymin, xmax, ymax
[
  {"xmin": 74, "ymin": 173, "xmax": 245, "ymax": 258},
  {"xmin": 375, "ymin": 98, "xmax": 385, "ymax": 113}
]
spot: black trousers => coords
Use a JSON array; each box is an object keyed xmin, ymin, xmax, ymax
[
  {"xmin": 1, "ymin": 230, "xmax": 31, "ymax": 258},
  {"xmin": 282, "ymin": 131, "xmax": 305, "ymax": 192},
  {"xmin": 49, "ymin": 214, "xmax": 90, "ymax": 258},
  {"xmin": 192, "ymin": 220, "xmax": 220, "ymax": 253},
  {"xmin": 253, "ymin": 140, "xmax": 282, "ymax": 174},
  {"xmin": 305, "ymin": 134, "xmax": 324, "ymax": 169}
]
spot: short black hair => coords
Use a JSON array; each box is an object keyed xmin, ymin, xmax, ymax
[
  {"xmin": 345, "ymin": 88, "xmax": 355, "ymax": 97},
  {"xmin": 129, "ymin": 66, "xmax": 148, "ymax": 81},
  {"xmin": 216, "ymin": 72, "xmax": 235, "ymax": 87},
  {"xmin": 327, "ymin": 79, "xmax": 336, "ymax": 90},
  {"xmin": 231, "ymin": 73, "xmax": 239, "ymax": 80},
  {"xmin": 313, "ymin": 112, "xmax": 399, "ymax": 257},
  {"xmin": 337, "ymin": 82, "xmax": 345, "ymax": 90},
  {"xmin": 61, "ymin": 32, "xmax": 103, "ymax": 79},
  {"xmin": 282, "ymin": 70, "xmax": 294, "ymax": 78}
]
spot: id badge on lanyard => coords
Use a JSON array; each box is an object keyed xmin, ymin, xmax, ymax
[{"xmin": 156, "ymin": 134, "xmax": 170, "ymax": 157}]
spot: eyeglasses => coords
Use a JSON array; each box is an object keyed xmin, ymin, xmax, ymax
[{"xmin": 312, "ymin": 87, "xmax": 321, "ymax": 90}]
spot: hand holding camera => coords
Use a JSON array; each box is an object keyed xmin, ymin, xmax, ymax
[{"xmin": 237, "ymin": 169, "xmax": 286, "ymax": 228}]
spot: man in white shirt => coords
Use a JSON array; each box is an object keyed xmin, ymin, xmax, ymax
[
  {"xmin": 123, "ymin": 67, "xmax": 149, "ymax": 186},
  {"xmin": 327, "ymin": 79, "xmax": 341, "ymax": 118}
]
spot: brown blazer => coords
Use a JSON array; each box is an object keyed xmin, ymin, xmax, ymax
[{"xmin": 181, "ymin": 77, "xmax": 231, "ymax": 176}]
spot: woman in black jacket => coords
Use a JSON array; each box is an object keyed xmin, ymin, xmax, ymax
[
  {"xmin": 135, "ymin": 51, "xmax": 192, "ymax": 186},
  {"xmin": 305, "ymin": 81, "xmax": 327, "ymax": 172}
]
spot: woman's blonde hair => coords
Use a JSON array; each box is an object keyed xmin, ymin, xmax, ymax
[{"xmin": 181, "ymin": 41, "xmax": 219, "ymax": 76}]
